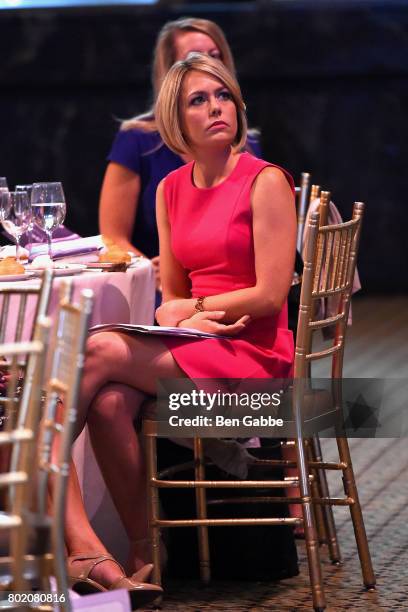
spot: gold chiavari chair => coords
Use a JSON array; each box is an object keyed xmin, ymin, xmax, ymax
[
  {"xmin": 0, "ymin": 270, "xmax": 54, "ymax": 528},
  {"xmin": 0, "ymin": 282, "xmax": 93, "ymax": 611},
  {"xmin": 35, "ymin": 282, "xmax": 93, "ymax": 610},
  {"xmin": 293, "ymin": 177, "xmax": 322, "ymax": 292},
  {"xmin": 287, "ymin": 202, "xmax": 374, "ymax": 609},
  {"xmin": 290, "ymin": 187, "xmax": 338, "ymax": 549},
  {"xmin": 295, "ymin": 172, "xmax": 323, "ymax": 255},
  {"xmin": 303, "ymin": 188, "xmax": 339, "ymax": 555},
  {"xmin": 289, "ymin": 187, "xmax": 336, "ymax": 551},
  {"xmin": 143, "ymin": 202, "xmax": 375, "ymax": 611},
  {"xmin": 0, "ymin": 318, "xmax": 52, "ymax": 595},
  {"xmin": 295, "ymin": 172, "xmax": 311, "ymax": 253},
  {"xmin": 291, "ymin": 174, "xmax": 315, "ymax": 333}
]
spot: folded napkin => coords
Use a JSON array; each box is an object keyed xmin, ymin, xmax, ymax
[
  {"xmin": 29, "ymin": 235, "xmax": 105, "ymax": 261},
  {"xmin": 3, "ymin": 225, "xmax": 80, "ymax": 248},
  {"xmin": 27, "ymin": 224, "xmax": 80, "ymax": 245}
]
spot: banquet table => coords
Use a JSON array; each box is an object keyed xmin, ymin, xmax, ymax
[{"xmin": 1, "ymin": 258, "xmax": 156, "ymax": 562}]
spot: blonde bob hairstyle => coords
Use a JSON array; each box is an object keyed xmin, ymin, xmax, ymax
[
  {"xmin": 121, "ymin": 17, "xmax": 235, "ymax": 132},
  {"xmin": 155, "ymin": 53, "xmax": 247, "ymax": 156}
]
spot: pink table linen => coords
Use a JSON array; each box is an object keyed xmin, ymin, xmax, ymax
[{"xmin": 1, "ymin": 260, "xmax": 155, "ymax": 564}]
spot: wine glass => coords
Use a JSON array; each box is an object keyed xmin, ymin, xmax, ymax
[
  {"xmin": 31, "ymin": 182, "xmax": 66, "ymax": 261},
  {"xmin": 15, "ymin": 184, "xmax": 36, "ymax": 247},
  {"xmin": 0, "ymin": 178, "xmax": 8, "ymax": 202},
  {"xmin": 15, "ymin": 184, "xmax": 32, "ymax": 200},
  {"xmin": 0, "ymin": 189, "xmax": 11, "ymax": 220},
  {"xmin": 0, "ymin": 191, "xmax": 32, "ymax": 262}
]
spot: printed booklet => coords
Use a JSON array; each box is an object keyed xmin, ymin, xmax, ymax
[{"xmin": 89, "ymin": 323, "xmax": 225, "ymax": 339}]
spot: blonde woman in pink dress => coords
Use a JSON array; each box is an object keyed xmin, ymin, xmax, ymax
[{"xmin": 64, "ymin": 53, "xmax": 296, "ymax": 602}]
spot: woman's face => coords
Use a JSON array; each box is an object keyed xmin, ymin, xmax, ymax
[
  {"xmin": 180, "ymin": 70, "xmax": 238, "ymax": 151},
  {"xmin": 174, "ymin": 31, "xmax": 221, "ymax": 62}
]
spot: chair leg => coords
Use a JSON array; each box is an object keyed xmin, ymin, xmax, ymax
[
  {"xmin": 312, "ymin": 435, "xmax": 342, "ymax": 565},
  {"xmin": 296, "ymin": 437, "xmax": 326, "ymax": 610},
  {"xmin": 10, "ymin": 525, "xmax": 27, "ymax": 593},
  {"xmin": 336, "ymin": 436, "xmax": 376, "ymax": 589},
  {"xmin": 194, "ymin": 438, "xmax": 211, "ymax": 583},
  {"xmin": 52, "ymin": 467, "xmax": 72, "ymax": 609},
  {"xmin": 307, "ymin": 439, "xmax": 327, "ymax": 545},
  {"xmin": 145, "ymin": 433, "xmax": 162, "ymax": 587},
  {"xmin": 10, "ymin": 478, "xmax": 29, "ymax": 593}
]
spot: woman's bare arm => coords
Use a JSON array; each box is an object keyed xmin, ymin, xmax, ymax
[
  {"xmin": 203, "ymin": 166, "xmax": 296, "ymax": 320},
  {"xmin": 99, "ymin": 162, "xmax": 143, "ymax": 255},
  {"xmin": 156, "ymin": 179, "xmax": 192, "ymax": 303},
  {"xmin": 158, "ymin": 167, "xmax": 296, "ymax": 326}
]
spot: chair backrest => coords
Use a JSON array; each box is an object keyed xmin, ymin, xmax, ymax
[
  {"xmin": 5, "ymin": 270, "xmax": 54, "ymax": 503},
  {"xmin": 316, "ymin": 190, "xmax": 330, "ymax": 227},
  {"xmin": 296, "ymin": 174, "xmax": 326, "ymax": 254},
  {"xmin": 0, "ymin": 269, "xmax": 53, "ymax": 344},
  {"xmin": 295, "ymin": 202, "xmax": 364, "ymax": 379},
  {"xmin": 0, "ymin": 317, "xmax": 52, "ymax": 591},
  {"xmin": 295, "ymin": 172, "xmax": 310, "ymax": 253},
  {"xmin": 37, "ymin": 282, "xmax": 93, "ymax": 601},
  {"xmin": 290, "ymin": 186, "xmax": 331, "ymax": 338}
]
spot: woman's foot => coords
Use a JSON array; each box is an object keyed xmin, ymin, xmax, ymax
[
  {"xmin": 67, "ymin": 552, "xmax": 162, "ymax": 607},
  {"xmin": 67, "ymin": 553, "xmax": 124, "ymax": 590},
  {"xmin": 67, "ymin": 552, "xmax": 153, "ymax": 589}
]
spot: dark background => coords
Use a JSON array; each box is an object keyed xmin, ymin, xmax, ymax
[{"xmin": 0, "ymin": 0, "xmax": 407, "ymax": 292}]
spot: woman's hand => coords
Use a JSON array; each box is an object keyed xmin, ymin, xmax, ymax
[
  {"xmin": 151, "ymin": 256, "xmax": 161, "ymax": 290},
  {"xmin": 155, "ymin": 298, "xmax": 194, "ymax": 326},
  {"xmin": 179, "ymin": 311, "xmax": 251, "ymax": 336}
]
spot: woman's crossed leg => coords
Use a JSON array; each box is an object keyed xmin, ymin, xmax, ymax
[{"xmin": 65, "ymin": 331, "xmax": 185, "ymax": 585}]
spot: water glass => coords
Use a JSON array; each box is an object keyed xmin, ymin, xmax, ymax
[{"xmin": 31, "ymin": 182, "xmax": 66, "ymax": 260}]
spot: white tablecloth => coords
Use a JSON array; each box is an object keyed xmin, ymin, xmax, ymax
[
  {"xmin": 1, "ymin": 260, "xmax": 156, "ymax": 562},
  {"xmin": 71, "ymin": 261, "xmax": 155, "ymax": 562}
]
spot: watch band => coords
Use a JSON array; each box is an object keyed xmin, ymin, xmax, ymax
[{"xmin": 194, "ymin": 296, "xmax": 205, "ymax": 313}]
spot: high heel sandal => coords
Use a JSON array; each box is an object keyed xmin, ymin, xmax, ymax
[{"xmin": 67, "ymin": 553, "xmax": 162, "ymax": 609}]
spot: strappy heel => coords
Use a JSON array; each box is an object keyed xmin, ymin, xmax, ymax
[{"xmin": 67, "ymin": 552, "xmax": 162, "ymax": 608}]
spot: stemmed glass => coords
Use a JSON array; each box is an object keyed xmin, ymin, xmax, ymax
[
  {"xmin": 15, "ymin": 184, "xmax": 32, "ymax": 200},
  {"xmin": 31, "ymin": 182, "xmax": 66, "ymax": 261},
  {"xmin": 0, "ymin": 191, "xmax": 32, "ymax": 262},
  {"xmin": 0, "ymin": 178, "xmax": 8, "ymax": 211},
  {"xmin": 15, "ymin": 183, "xmax": 47, "ymax": 247}
]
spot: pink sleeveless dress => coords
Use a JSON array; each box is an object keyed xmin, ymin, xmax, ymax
[{"xmin": 161, "ymin": 152, "xmax": 294, "ymax": 379}]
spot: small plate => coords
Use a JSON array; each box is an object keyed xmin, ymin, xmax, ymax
[
  {"xmin": 86, "ymin": 262, "xmax": 129, "ymax": 272},
  {"xmin": 29, "ymin": 264, "xmax": 87, "ymax": 277},
  {"xmin": 0, "ymin": 271, "xmax": 36, "ymax": 282}
]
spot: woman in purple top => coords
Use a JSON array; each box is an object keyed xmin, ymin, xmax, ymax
[{"xmin": 99, "ymin": 17, "xmax": 261, "ymax": 287}]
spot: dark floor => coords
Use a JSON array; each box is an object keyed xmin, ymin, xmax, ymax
[{"xmin": 141, "ymin": 296, "xmax": 408, "ymax": 611}]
